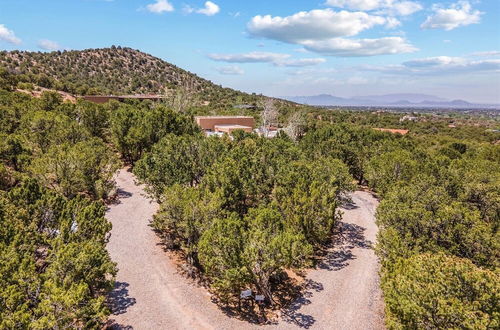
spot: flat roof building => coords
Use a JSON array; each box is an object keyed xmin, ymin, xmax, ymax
[{"xmin": 195, "ymin": 116, "xmax": 255, "ymax": 133}]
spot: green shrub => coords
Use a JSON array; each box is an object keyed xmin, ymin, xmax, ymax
[{"xmin": 383, "ymin": 253, "xmax": 499, "ymax": 329}]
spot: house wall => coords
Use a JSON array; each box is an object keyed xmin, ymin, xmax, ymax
[
  {"xmin": 195, "ymin": 116, "xmax": 255, "ymax": 131},
  {"xmin": 215, "ymin": 125, "xmax": 253, "ymax": 133}
]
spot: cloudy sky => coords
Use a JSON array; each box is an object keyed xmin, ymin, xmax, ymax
[{"xmin": 1, "ymin": 0, "xmax": 499, "ymax": 103}]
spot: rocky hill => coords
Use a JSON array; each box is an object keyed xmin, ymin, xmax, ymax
[{"xmin": 0, "ymin": 46, "xmax": 251, "ymax": 103}]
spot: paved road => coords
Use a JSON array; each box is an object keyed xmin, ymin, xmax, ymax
[{"xmin": 106, "ymin": 169, "xmax": 384, "ymax": 329}]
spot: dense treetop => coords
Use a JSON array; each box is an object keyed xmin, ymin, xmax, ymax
[{"xmin": 0, "ymin": 75, "xmax": 120, "ymax": 327}]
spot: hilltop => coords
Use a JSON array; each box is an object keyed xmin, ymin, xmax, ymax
[{"xmin": 0, "ymin": 46, "xmax": 254, "ymax": 104}]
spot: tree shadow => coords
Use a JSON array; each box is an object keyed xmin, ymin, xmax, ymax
[
  {"xmin": 207, "ymin": 272, "xmax": 305, "ymax": 326},
  {"xmin": 107, "ymin": 188, "xmax": 133, "ymax": 206},
  {"xmin": 281, "ymin": 297, "xmax": 315, "ymax": 329},
  {"xmin": 216, "ymin": 300, "xmax": 265, "ymax": 326},
  {"xmin": 108, "ymin": 281, "xmax": 136, "ymax": 315},
  {"xmin": 106, "ymin": 323, "xmax": 133, "ymax": 330},
  {"xmin": 339, "ymin": 222, "xmax": 373, "ymax": 249},
  {"xmin": 304, "ymin": 278, "xmax": 324, "ymax": 292},
  {"xmin": 280, "ymin": 279, "xmax": 321, "ymax": 328},
  {"xmin": 342, "ymin": 202, "xmax": 359, "ymax": 210},
  {"xmin": 318, "ymin": 248, "xmax": 355, "ymax": 271},
  {"xmin": 279, "ymin": 220, "xmax": 373, "ymax": 327},
  {"xmin": 339, "ymin": 195, "xmax": 357, "ymax": 209},
  {"xmin": 318, "ymin": 221, "xmax": 373, "ymax": 271},
  {"xmin": 116, "ymin": 188, "xmax": 133, "ymax": 199}
]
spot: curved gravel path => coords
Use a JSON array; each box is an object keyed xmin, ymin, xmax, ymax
[
  {"xmin": 106, "ymin": 169, "xmax": 384, "ymax": 329},
  {"xmin": 276, "ymin": 191, "xmax": 385, "ymax": 330}
]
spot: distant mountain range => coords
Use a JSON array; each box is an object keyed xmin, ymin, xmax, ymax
[{"xmin": 283, "ymin": 93, "xmax": 498, "ymax": 108}]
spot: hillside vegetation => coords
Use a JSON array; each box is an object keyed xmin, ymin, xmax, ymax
[{"xmin": 0, "ymin": 47, "xmax": 255, "ymax": 104}]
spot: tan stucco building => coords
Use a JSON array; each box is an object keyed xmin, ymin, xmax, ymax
[{"xmin": 195, "ymin": 116, "xmax": 255, "ymax": 133}]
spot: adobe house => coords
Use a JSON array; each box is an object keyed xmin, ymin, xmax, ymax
[{"xmin": 195, "ymin": 116, "xmax": 255, "ymax": 134}]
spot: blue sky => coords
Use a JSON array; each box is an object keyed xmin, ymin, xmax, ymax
[{"xmin": 1, "ymin": 0, "xmax": 499, "ymax": 103}]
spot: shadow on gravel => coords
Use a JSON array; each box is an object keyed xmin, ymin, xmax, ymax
[
  {"xmin": 107, "ymin": 323, "xmax": 133, "ymax": 330},
  {"xmin": 108, "ymin": 281, "xmax": 136, "ymax": 315},
  {"xmin": 342, "ymin": 202, "xmax": 359, "ymax": 210},
  {"xmin": 107, "ymin": 188, "xmax": 133, "ymax": 207},
  {"xmin": 217, "ymin": 302, "xmax": 267, "ymax": 326},
  {"xmin": 318, "ymin": 221, "xmax": 373, "ymax": 271},
  {"xmin": 117, "ymin": 188, "xmax": 133, "ymax": 199},
  {"xmin": 106, "ymin": 282, "xmax": 136, "ymax": 329},
  {"xmin": 280, "ymin": 220, "xmax": 374, "ymax": 327},
  {"xmin": 339, "ymin": 222, "xmax": 373, "ymax": 249},
  {"xmin": 339, "ymin": 194, "xmax": 358, "ymax": 210},
  {"xmin": 280, "ymin": 279, "xmax": 321, "ymax": 328}
]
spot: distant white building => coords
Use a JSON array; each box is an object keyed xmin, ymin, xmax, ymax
[
  {"xmin": 255, "ymin": 125, "xmax": 282, "ymax": 138},
  {"xmin": 400, "ymin": 115, "xmax": 418, "ymax": 122},
  {"xmin": 205, "ymin": 131, "xmax": 225, "ymax": 138}
]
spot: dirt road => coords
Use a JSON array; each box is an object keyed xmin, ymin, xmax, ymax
[
  {"xmin": 106, "ymin": 169, "xmax": 384, "ymax": 329},
  {"xmin": 106, "ymin": 169, "xmax": 251, "ymax": 329},
  {"xmin": 276, "ymin": 191, "xmax": 385, "ymax": 329}
]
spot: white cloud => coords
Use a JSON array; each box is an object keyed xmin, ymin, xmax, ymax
[
  {"xmin": 470, "ymin": 51, "xmax": 500, "ymax": 57},
  {"xmin": 186, "ymin": 1, "xmax": 220, "ymax": 16},
  {"xmin": 347, "ymin": 76, "xmax": 369, "ymax": 84},
  {"xmin": 385, "ymin": 17, "xmax": 401, "ymax": 28},
  {"xmin": 403, "ymin": 56, "xmax": 466, "ymax": 67},
  {"xmin": 208, "ymin": 52, "xmax": 290, "ymax": 63},
  {"xmin": 325, "ymin": 0, "xmax": 422, "ymax": 16},
  {"xmin": 247, "ymin": 9, "xmax": 387, "ymax": 43},
  {"xmin": 197, "ymin": 1, "xmax": 219, "ymax": 16},
  {"xmin": 146, "ymin": 0, "xmax": 174, "ymax": 14},
  {"xmin": 421, "ymin": 1, "xmax": 482, "ymax": 31},
  {"xmin": 246, "ymin": 8, "xmax": 417, "ymax": 57},
  {"xmin": 0, "ymin": 24, "xmax": 21, "ymax": 45},
  {"xmin": 208, "ymin": 51, "xmax": 326, "ymax": 67},
  {"xmin": 302, "ymin": 37, "xmax": 417, "ymax": 56},
  {"xmin": 286, "ymin": 67, "xmax": 338, "ymax": 76},
  {"xmin": 385, "ymin": 1, "xmax": 423, "ymax": 16},
  {"xmin": 361, "ymin": 56, "xmax": 500, "ymax": 75},
  {"xmin": 325, "ymin": 0, "xmax": 382, "ymax": 10},
  {"xmin": 216, "ymin": 66, "xmax": 244, "ymax": 75},
  {"xmin": 277, "ymin": 58, "xmax": 327, "ymax": 67},
  {"xmin": 326, "ymin": 0, "xmax": 384, "ymax": 11},
  {"xmin": 37, "ymin": 39, "xmax": 62, "ymax": 51}
]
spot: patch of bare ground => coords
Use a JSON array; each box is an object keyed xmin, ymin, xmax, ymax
[{"xmin": 16, "ymin": 87, "xmax": 77, "ymax": 103}]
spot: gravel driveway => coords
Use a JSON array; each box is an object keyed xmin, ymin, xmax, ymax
[
  {"xmin": 106, "ymin": 169, "xmax": 384, "ymax": 329},
  {"xmin": 276, "ymin": 191, "xmax": 385, "ymax": 330}
]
